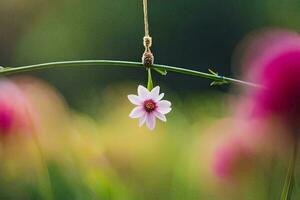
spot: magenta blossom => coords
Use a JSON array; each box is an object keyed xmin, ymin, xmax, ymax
[
  {"xmin": 254, "ymin": 51, "xmax": 300, "ymax": 122},
  {"xmin": 213, "ymin": 135, "xmax": 254, "ymax": 182},
  {"xmin": 128, "ymin": 85, "xmax": 172, "ymax": 130},
  {"xmin": 238, "ymin": 31, "xmax": 300, "ymax": 128},
  {"xmin": 0, "ymin": 79, "xmax": 33, "ymax": 136}
]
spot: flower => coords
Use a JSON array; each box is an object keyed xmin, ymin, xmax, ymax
[
  {"xmin": 128, "ymin": 85, "xmax": 171, "ymax": 130},
  {"xmin": 238, "ymin": 30, "xmax": 300, "ymax": 137},
  {"xmin": 213, "ymin": 137, "xmax": 253, "ymax": 181},
  {"xmin": 0, "ymin": 78, "xmax": 34, "ymax": 136},
  {"xmin": 253, "ymin": 51, "xmax": 300, "ymax": 122}
]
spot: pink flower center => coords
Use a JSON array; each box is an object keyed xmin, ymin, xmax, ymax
[{"xmin": 144, "ymin": 99, "xmax": 156, "ymax": 113}]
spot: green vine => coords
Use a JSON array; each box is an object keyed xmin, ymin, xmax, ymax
[{"xmin": 0, "ymin": 60, "xmax": 262, "ymax": 88}]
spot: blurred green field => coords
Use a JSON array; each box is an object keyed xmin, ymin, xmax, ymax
[
  {"xmin": 0, "ymin": 83, "xmax": 226, "ymax": 200},
  {"xmin": 0, "ymin": 81, "xmax": 296, "ymax": 200}
]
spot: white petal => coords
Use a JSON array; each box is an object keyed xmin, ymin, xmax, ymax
[
  {"xmin": 154, "ymin": 111, "xmax": 167, "ymax": 122},
  {"xmin": 146, "ymin": 113, "xmax": 156, "ymax": 130},
  {"xmin": 150, "ymin": 86, "xmax": 160, "ymax": 98},
  {"xmin": 138, "ymin": 85, "xmax": 150, "ymax": 99},
  {"xmin": 139, "ymin": 114, "xmax": 147, "ymax": 127},
  {"xmin": 157, "ymin": 100, "xmax": 172, "ymax": 114},
  {"xmin": 158, "ymin": 107, "xmax": 172, "ymax": 114},
  {"xmin": 158, "ymin": 100, "xmax": 171, "ymax": 107},
  {"xmin": 155, "ymin": 93, "xmax": 164, "ymax": 101},
  {"xmin": 129, "ymin": 106, "xmax": 145, "ymax": 118},
  {"xmin": 128, "ymin": 95, "xmax": 142, "ymax": 105}
]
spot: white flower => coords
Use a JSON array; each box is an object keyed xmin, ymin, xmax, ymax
[{"xmin": 128, "ymin": 85, "xmax": 172, "ymax": 130}]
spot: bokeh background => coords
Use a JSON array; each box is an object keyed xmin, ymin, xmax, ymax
[{"xmin": 0, "ymin": 0, "xmax": 300, "ymax": 199}]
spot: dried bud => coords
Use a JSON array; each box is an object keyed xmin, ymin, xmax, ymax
[{"xmin": 142, "ymin": 51, "xmax": 154, "ymax": 68}]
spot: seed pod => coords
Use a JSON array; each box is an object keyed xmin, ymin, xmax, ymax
[{"xmin": 142, "ymin": 51, "xmax": 154, "ymax": 69}]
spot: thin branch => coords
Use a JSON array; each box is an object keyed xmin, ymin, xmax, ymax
[{"xmin": 0, "ymin": 60, "xmax": 262, "ymax": 88}]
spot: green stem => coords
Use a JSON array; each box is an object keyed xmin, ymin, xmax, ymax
[
  {"xmin": 147, "ymin": 69, "xmax": 153, "ymax": 90},
  {"xmin": 32, "ymin": 131, "xmax": 54, "ymax": 200},
  {"xmin": 0, "ymin": 60, "xmax": 261, "ymax": 88},
  {"xmin": 280, "ymin": 141, "xmax": 298, "ymax": 200}
]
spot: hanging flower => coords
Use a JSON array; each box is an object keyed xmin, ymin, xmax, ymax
[{"xmin": 128, "ymin": 85, "xmax": 171, "ymax": 130}]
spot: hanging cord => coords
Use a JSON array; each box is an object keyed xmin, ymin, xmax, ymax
[
  {"xmin": 143, "ymin": 0, "xmax": 149, "ymax": 37},
  {"xmin": 142, "ymin": 0, "xmax": 154, "ymax": 69}
]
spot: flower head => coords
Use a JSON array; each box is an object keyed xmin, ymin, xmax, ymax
[
  {"xmin": 213, "ymin": 136, "xmax": 254, "ymax": 182},
  {"xmin": 128, "ymin": 85, "xmax": 171, "ymax": 130},
  {"xmin": 0, "ymin": 78, "xmax": 34, "ymax": 136},
  {"xmin": 239, "ymin": 30, "xmax": 300, "ymax": 128}
]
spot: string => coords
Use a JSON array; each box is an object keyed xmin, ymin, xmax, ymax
[
  {"xmin": 143, "ymin": 0, "xmax": 149, "ymax": 37},
  {"xmin": 142, "ymin": 0, "xmax": 154, "ymax": 89}
]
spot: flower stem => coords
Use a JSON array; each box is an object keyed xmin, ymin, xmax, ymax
[
  {"xmin": 0, "ymin": 60, "xmax": 261, "ymax": 88},
  {"xmin": 147, "ymin": 68, "xmax": 153, "ymax": 90},
  {"xmin": 280, "ymin": 141, "xmax": 298, "ymax": 200}
]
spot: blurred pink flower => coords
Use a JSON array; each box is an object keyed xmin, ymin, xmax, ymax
[
  {"xmin": 210, "ymin": 29, "xmax": 300, "ymax": 186},
  {"xmin": 0, "ymin": 79, "xmax": 33, "ymax": 136},
  {"xmin": 239, "ymin": 30, "xmax": 300, "ymax": 131},
  {"xmin": 253, "ymin": 51, "xmax": 300, "ymax": 122},
  {"xmin": 212, "ymin": 131, "xmax": 255, "ymax": 181},
  {"xmin": 128, "ymin": 85, "xmax": 171, "ymax": 130}
]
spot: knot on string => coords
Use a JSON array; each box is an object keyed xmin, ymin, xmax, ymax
[{"xmin": 143, "ymin": 36, "xmax": 152, "ymax": 50}]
